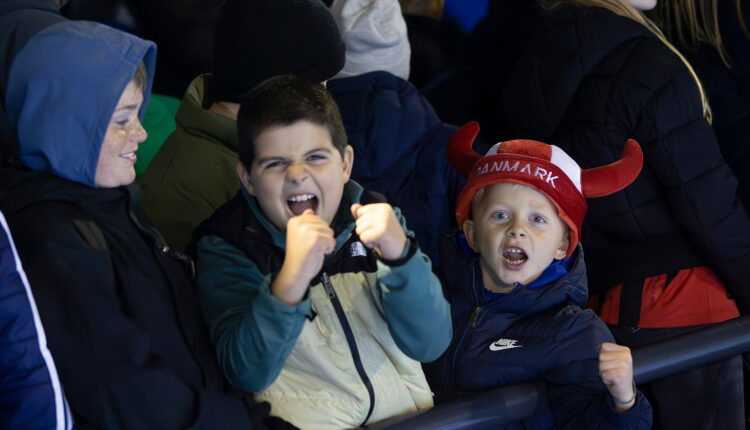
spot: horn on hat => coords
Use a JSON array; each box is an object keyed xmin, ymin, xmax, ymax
[
  {"xmin": 447, "ymin": 121, "xmax": 483, "ymax": 178},
  {"xmin": 581, "ymin": 139, "xmax": 643, "ymax": 198}
]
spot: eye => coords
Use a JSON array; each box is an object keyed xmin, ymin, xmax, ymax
[
  {"xmin": 491, "ymin": 211, "xmax": 510, "ymax": 221},
  {"xmin": 113, "ymin": 119, "xmax": 129, "ymax": 127},
  {"xmin": 530, "ymin": 214, "xmax": 547, "ymax": 224},
  {"xmin": 306, "ymin": 153, "xmax": 328, "ymax": 163},
  {"xmin": 263, "ymin": 160, "xmax": 285, "ymax": 169}
]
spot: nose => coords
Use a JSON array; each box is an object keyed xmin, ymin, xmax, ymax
[
  {"xmin": 506, "ymin": 219, "xmax": 526, "ymax": 238},
  {"xmin": 286, "ymin": 162, "xmax": 309, "ymax": 184},
  {"xmin": 130, "ymin": 119, "xmax": 147, "ymax": 144}
]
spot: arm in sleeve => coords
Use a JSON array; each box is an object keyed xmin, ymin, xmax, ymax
[
  {"xmin": 196, "ymin": 235, "xmax": 310, "ymax": 392},
  {"xmin": 8, "ymin": 210, "xmax": 262, "ymax": 429},
  {"xmin": 545, "ymin": 314, "xmax": 653, "ymax": 430},
  {"xmin": 373, "ymin": 208, "xmax": 452, "ymax": 362},
  {"xmin": 0, "ymin": 212, "xmax": 71, "ymax": 430},
  {"xmin": 642, "ymin": 74, "xmax": 750, "ymax": 313}
]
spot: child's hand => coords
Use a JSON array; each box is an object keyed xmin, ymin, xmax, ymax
[
  {"xmin": 272, "ymin": 209, "xmax": 335, "ymax": 306},
  {"xmin": 351, "ymin": 203, "xmax": 407, "ymax": 261},
  {"xmin": 598, "ymin": 342, "xmax": 636, "ymax": 412}
]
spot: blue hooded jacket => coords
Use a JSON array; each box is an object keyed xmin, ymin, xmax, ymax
[
  {"xmin": 327, "ymin": 71, "xmax": 464, "ymax": 266},
  {"xmin": 4, "ymin": 19, "xmax": 155, "ymax": 187}
]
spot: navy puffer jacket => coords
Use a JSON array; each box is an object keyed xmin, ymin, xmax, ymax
[
  {"xmin": 328, "ymin": 71, "xmax": 467, "ymax": 267},
  {"xmin": 502, "ymin": 7, "xmax": 750, "ymax": 314},
  {"xmin": 426, "ymin": 235, "xmax": 653, "ymax": 429}
]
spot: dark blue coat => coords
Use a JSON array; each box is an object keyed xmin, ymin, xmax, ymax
[
  {"xmin": 0, "ymin": 210, "xmax": 72, "ymax": 429},
  {"xmin": 327, "ymin": 71, "xmax": 466, "ymax": 267},
  {"xmin": 426, "ymin": 235, "xmax": 652, "ymax": 429}
]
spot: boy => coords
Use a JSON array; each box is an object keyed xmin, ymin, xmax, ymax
[
  {"xmin": 194, "ymin": 75, "xmax": 452, "ymax": 430},
  {"xmin": 427, "ymin": 122, "xmax": 653, "ymax": 428}
]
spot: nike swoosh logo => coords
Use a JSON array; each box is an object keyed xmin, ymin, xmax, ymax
[{"xmin": 489, "ymin": 343, "xmax": 522, "ymax": 352}]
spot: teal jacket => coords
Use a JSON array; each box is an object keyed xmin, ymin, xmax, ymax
[{"xmin": 195, "ymin": 181, "xmax": 452, "ymax": 428}]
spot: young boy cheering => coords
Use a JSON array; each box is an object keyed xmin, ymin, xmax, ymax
[
  {"xmin": 428, "ymin": 122, "xmax": 653, "ymax": 428},
  {"xmin": 193, "ymin": 75, "xmax": 451, "ymax": 429}
]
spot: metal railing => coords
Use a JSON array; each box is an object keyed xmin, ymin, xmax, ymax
[{"xmin": 365, "ymin": 316, "xmax": 750, "ymax": 429}]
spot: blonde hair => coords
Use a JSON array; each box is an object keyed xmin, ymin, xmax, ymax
[
  {"xmin": 539, "ymin": 0, "xmax": 713, "ymax": 123},
  {"xmin": 650, "ymin": 0, "xmax": 749, "ymax": 69}
]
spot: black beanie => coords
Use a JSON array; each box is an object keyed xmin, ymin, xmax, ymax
[{"xmin": 213, "ymin": 0, "xmax": 345, "ymax": 103}]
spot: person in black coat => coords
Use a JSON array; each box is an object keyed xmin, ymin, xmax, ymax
[
  {"xmin": 0, "ymin": 15, "xmax": 295, "ymax": 430},
  {"xmin": 500, "ymin": 0, "xmax": 750, "ymax": 428},
  {"xmin": 648, "ymin": 0, "xmax": 750, "ymax": 212}
]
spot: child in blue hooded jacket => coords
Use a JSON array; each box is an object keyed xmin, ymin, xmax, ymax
[{"xmin": 427, "ymin": 122, "xmax": 653, "ymax": 429}]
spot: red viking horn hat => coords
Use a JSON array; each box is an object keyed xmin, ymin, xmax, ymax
[{"xmin": 447, "ymin": 121, "xmax": 643, "ymax": 258}]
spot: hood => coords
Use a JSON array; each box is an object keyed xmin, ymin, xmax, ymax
[
  {"xmin": 5, "ymin": 20, "xmax": 156, "ymax": 187},
  {"xmin": 502, "ymin": 7, "xmax": 651, "ymax": 139},
  {"xmin": 327, "ymin": 70, "xmax": 444, "ymax": 179}
]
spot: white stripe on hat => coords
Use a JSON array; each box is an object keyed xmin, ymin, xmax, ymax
[{"xmin": 550, "ymin": 145, "xmax": 582, "ymax": 192}]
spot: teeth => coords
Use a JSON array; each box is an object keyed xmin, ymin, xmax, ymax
[
  {"xmin": 506, "ymin": 248, "xmax": 524, "ymax": 254},
  {"xmin": 288, "ymin": 194, "xmax": 315, "ymax": 202},
  {"xmin": 120, "ymin": 152, "xmax": 135, "ymax": 158}
]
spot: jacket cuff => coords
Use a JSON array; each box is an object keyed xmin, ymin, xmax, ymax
[
  {"xmin": 378, "ymin": 236, "xmax": 418, "ymax": 267},
  {"xmin": 604, "ymin": 390, "xmax": 651, "ymax": 427}
]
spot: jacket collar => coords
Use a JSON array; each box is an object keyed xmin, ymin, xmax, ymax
[{"xmin": 240, "ymin": 179, "xmax": 364, "ymax": 252}]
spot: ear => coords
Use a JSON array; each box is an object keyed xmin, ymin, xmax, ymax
[
  {"xmin": 554, "ymin": 230, "xmax": 570, "ymax": 260},
  {"xmin": 462, "ymin": 219, "xmax": 480, "ymax": 252},
  {"xmin": 236, "ymin": 161, "xmax": 255, "ymax": 196},
  {"xmin": 341, "ymin": 145, "xmax": 354, "ymax": 179}
]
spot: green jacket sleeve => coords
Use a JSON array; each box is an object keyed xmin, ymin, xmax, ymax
[
  {"xmin": 374, "ymin": 209, "xmax": 452, "ymax": 363},
  {"xmin": 195, "ymin": 235, "xmax": 310, "ymax": 392}
]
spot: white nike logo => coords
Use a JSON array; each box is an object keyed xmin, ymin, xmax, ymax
[{"xmin": 489, "ymin": 338, "xmax": 522, "ymax": 351}]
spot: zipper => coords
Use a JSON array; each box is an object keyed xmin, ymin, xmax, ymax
[
  {"xmin": 320, "ymin": 272, "xmax": 376, "ymax": 426},
  {"xmin": 438, "ymin": 305, "xmax": 482, "ymax": 401},
  {"xmin": 321, "ymin": 272, "xmax": 336, "ymax": 299},
  {"xmin": 468, "ymin": 306, "xmax": 482, "ymax": 327}
]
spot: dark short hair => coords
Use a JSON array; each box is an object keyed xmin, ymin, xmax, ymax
[{"xmin": 237, "ymin": 75, "xmax": 348, "ymax": 168}]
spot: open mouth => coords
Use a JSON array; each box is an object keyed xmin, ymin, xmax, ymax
[
  {"xmin": 288, "ymin": 193, "xmax": 318, "ymax": 216},
  {"xmin": 120, "ymin": 152, "xmax": 137, "ymax": 163},
  {"xmin": 502, "ymin": 247, "xmax": 528, "ymax": 266}
]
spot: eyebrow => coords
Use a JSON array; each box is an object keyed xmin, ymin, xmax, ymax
[{"xmin": 114, "ymin": 104, "xmax": 139, "ymax": 112}]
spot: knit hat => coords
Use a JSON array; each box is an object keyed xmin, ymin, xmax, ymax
[
  {"xmin": 448, "ymin": 122, "xmax": 643, "ymax": 258},
  {"xmin": 212, "ymin": 0, "xmax": 345, "ymax": 103},
  {"xmin": 330, "ymin": 0, "xmax": 411, "ymax": 80}
]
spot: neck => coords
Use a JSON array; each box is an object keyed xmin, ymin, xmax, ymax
[
  {"xmin": 479, "ymin": 260, "xmax": 515, "ymax": 294},
  {"xmin": 209, "ymin": 101, "xmax": 240, "ymax": 120}
]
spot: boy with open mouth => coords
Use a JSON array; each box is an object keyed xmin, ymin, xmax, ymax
[
  {"xmin": 426, "ymin": 122, "xmax": 653, "ymax": 428},
  {"xmin": 193, "ymin": 75, "xmax": 452, "ymax": 429}
]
